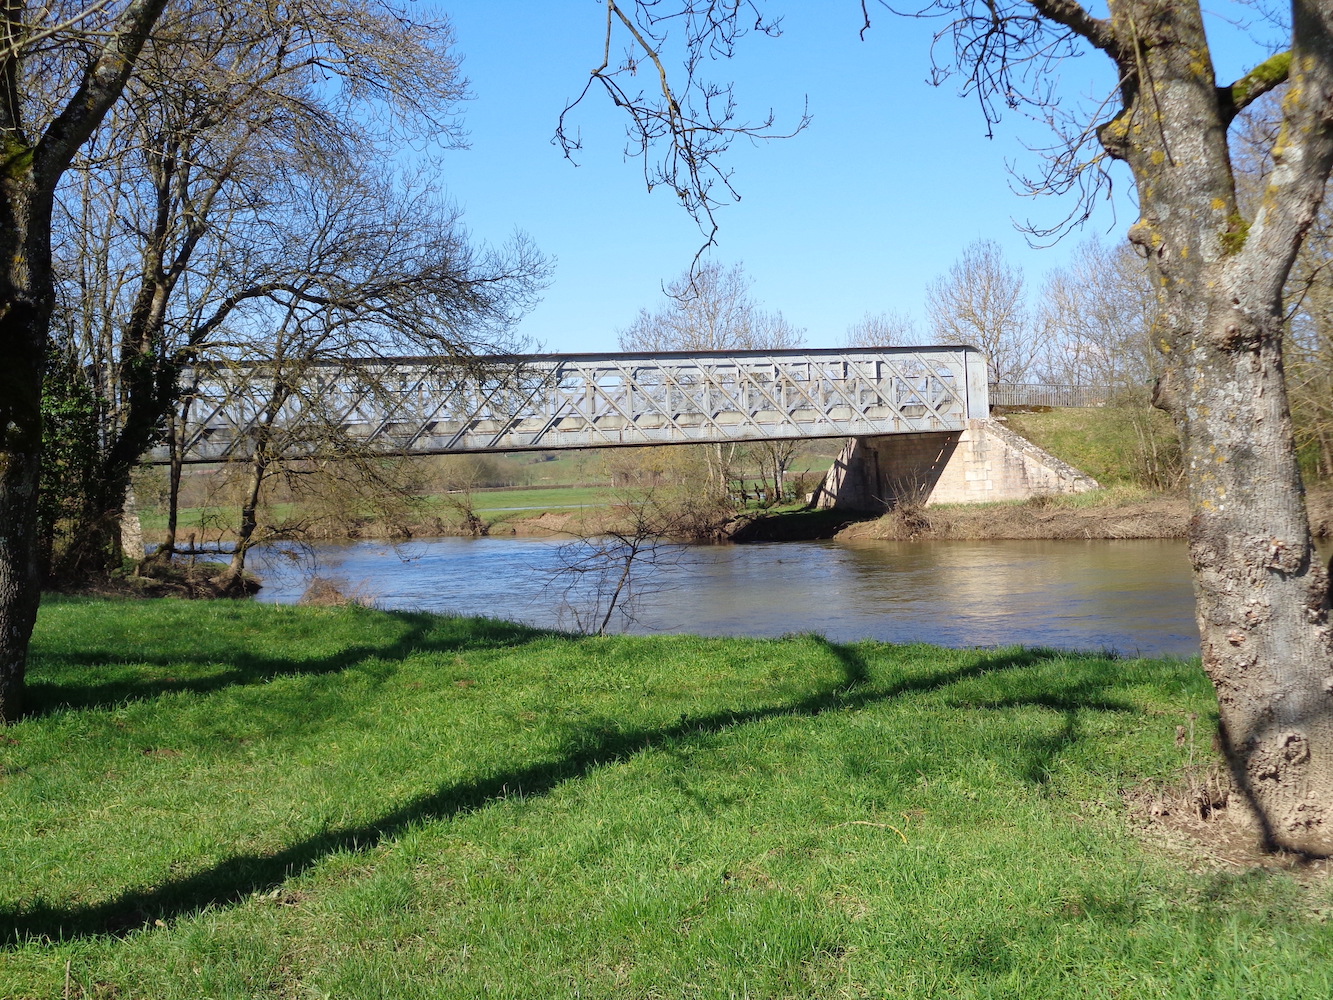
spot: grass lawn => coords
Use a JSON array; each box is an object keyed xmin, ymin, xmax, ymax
[
  {"xmin": 135, "ymin": 504, "xmax": 217, "ymax": 540},
  {"xmin": 2, "ymin": 599, "xmax": 1330, "ymax": 998},
  {"xmin": 1004, "ymin": 406, "xmax": 1178, "ymax": 488},
  {"xmin": 448, "ymin": 485, "xmax": 614, "ymax": 513}
]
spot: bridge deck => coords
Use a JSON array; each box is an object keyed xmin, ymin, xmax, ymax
[{"xmin": 157, "ymin": 347, "xmax": 991, "ymax": 464}]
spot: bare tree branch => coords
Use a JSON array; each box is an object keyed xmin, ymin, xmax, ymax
[
  {"xmin": 33, "ymin": 0, "xmax": 171, "ymax": 185},
  {"xmin": 1234, "ymin": 9, "xmax": 1333, "ymax": 309},
  {"xmin": 557, "ymin": 0, "xmax": 808, "ymax": 248},
  {"xmin": 1218, "ymin": 49, "xmax": 1292, "ymax": 122},
  {"xmin": 1025, "ymin": 0, "xmax": 1123, "ymax": 60}
]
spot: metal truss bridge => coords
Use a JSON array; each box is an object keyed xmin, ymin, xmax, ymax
[{"xmin": 154, "ymin": 346, "xmax": 991, "ymax": 464}]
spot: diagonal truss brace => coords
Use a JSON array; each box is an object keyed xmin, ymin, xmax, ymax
[{"xmin": 150, "ymin": 346, "xmax": 989, "ymax": 464}]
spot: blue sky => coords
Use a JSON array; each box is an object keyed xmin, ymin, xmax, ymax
[{"xmin": 432, "ymin": 3, "xmax": 1285, "ymax": 353}]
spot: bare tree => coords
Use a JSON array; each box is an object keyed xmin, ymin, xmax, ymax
[
  {"xmin": 583, "ymin": 1, "xmax": 1333, "ymax": 854},
  {"xmin": 1037, "ymin": 238, "xmax": 1182, "ymax": 488},
  {"xmin": 1038, "ymin": 237, "xmax": 1162, "ymax": 389},
  {"xmin": 927, "ymin": 238, "xmax": 1042, "ymax": 385},
  {"xmin": 45, "ymin": 1, "xmax": 472, "ymax": 580},
  {"xmin": 618, "ymin": 260, "xmax": 805, "ymax": 498},
  {"xmin": 758, "ymin": 437, "xmax": 798, "ymax": 505},
  {"xmin": 433, "ymin": 455, "xmax": 505, "ymax": 536},
  {"xmin": 153, "ymin": 388, "xmax": 200, "ymax": 562},
  {"xmin": 844, "ymin": 309, "xmax": 920, "ymax": 347},
  {"xmin": 618, "ymin": 260, "xmax": 804, "ymax": 353},
  {"xmin": 197, "ymin": 165, "xmax": 545, "ymax": 589},
  {"xmin": 550, "ymin": 489, "xmax": 697, "ymax": 635}
]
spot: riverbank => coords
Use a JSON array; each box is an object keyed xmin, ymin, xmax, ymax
[
  {"xmin": 833, "ymin": 486, "xmax": 1333, "ymax": 543},
  {"xmin": 836, "ymin": 487, "xmax": 1193, "ymax": 542},
  {"xmin": 136, "ymin": 484, "xmax": 1333, "ymax": 554},
  {"xmin": 5, "ymin": 598, "xmax": 1330, "ymax": 998}
]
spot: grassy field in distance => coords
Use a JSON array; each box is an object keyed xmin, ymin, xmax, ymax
[{"xmin": 134, "ymin": 441, "xmax": 844, "ymax": 539}]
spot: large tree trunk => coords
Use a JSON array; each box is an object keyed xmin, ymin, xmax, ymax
[
  {"xmin": 227, "ymin": 454, "xmax": 267, "ymax": 587},
  {"xmin": 1099, "ymin": 0, "xmax": 1333, "ymax": 852},
  {"xmin": 0, "ymin": 215, "xmax": 52, "ymax": 722},
  {"xmin": 154, "ymin": 404, "xmax": 189, "ymax": 561},
  {"xmin": 0, "ymin": 445, "xmax": 41, "ymax": 723},
  {"xmin": 0, "ymin": 0, "xmax": 172, "ymax": 722},
  {"xmin": 0, "ymin": 153, "xmax": 55, "ymax": 721},
  {"xmin": 1169, "ymin": 313, "xmax": 1333, "ymax": 853},
  {"xmin": 223, "ymin": 384, "xmax": 287, "ymax": 593},
  {"xmin": 54, "ymin": 360, "xmax": 179, "ymax": 579}
]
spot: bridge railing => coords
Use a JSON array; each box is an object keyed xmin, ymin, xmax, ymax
[{"xmin": 988, "ymin": 383, "xmax": 1113, "ymax": 408}]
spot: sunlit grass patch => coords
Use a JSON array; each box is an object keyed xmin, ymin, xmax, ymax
[
  {"xmin": 2, "ymin": 600, "xmax": 1328, "ymax": 998},
  {"xmin": 1005, "ymin": 406, "xmax": 1180, "ymax": 489}
]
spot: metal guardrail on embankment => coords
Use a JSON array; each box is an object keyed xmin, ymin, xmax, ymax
[{"xmin": 988, "ymin": 384, "xmax": 1112, "ymax": 408}]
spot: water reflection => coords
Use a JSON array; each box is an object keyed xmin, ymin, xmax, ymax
[{"xmin": 249, "ymin": 535, "xmax": 1203, "ymax": 658}]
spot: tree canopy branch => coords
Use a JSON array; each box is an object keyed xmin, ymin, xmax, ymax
[
  {"xmin": 1236, "ymin": 10, "xmax": 1333, "ymax": 303},
  {"xmin": 34, "ymin": 0, "xmax": 170, "ymax": 186},
  {"xmin": 1025, "ymin": 0, "xmax": 1124, "ymax": 62},
  {"xmin": 557, "ymin": 0, "xmax": 808, "ymax": 251},
  {"xmin": 1218, "ymin": 49, "xmax": 1292, "ymax": 124}
]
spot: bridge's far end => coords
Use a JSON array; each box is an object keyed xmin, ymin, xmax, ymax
[{"xmin": 810, "ymin": 418, "xmax": 1100, "ymax": 512}]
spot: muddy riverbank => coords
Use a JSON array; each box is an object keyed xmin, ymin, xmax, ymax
[{"xmin": 837, "ymin": 488, "xmax": 1333, "ymax": 543}]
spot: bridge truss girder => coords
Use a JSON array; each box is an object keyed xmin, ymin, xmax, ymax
[{"xmin": 155, "ymin": 346, "xmax": 990, "ymax": 464}]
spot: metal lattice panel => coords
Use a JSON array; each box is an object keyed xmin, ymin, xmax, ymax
[
  {"xmin": 988, "ymin": 383, "xmax": 1111, "ymax": 408},
  {"xmin": 153, "ymin": 346, "xmax": 989, "ymax": 464}
]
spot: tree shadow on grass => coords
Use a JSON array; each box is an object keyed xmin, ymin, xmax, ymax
[
  {"xmin": 24, "ymin": 612, "xmax": 553, "ymax": 719},
  {"xmin": 3, "ymin": 642, "xmax": 1129, "ymax": 944},
  {"xmin": 941, "ymin": 664, "xmax": 1143, "ymax": 787}
]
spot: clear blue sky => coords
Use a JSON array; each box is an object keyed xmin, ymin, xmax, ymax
[{"xmin": 432, "ymin": 3, "xmax": 1284, "ymax": 353}]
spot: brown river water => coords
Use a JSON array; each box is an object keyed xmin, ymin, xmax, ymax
[{"xmin": 249, "ymin": 536, "xmax": 1214, "ymax": 658}]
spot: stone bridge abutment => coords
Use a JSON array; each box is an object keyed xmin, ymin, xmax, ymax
[{"xmin": 810, "ymin": 418, "xmax": 1099, "ymax": 512}]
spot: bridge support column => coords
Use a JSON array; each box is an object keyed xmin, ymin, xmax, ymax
[{"xmin": 811, "ymin": 419, "xmax": 1098, "ymax": 512}]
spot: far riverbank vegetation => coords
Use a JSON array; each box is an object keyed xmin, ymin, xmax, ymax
[{"xmin": 117, "ymin": 399, "xmax": 1332, "ymax": 564}]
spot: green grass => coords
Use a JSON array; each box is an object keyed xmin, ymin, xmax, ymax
[
  {"xmin": 1005, "ymin": 406, "xmax": 1179, "ymax": 487},
  {"xmin": 515, "ymin": 451, "xmax": 607, "ymax": 485},
  {"xmin": 919, "ymin": 482, "xmax": 1165, "ymax": 518},
  {"xmin": 2, "ymin": 599, "xmax": 1329, "ymax": 998},
  {"xmin": 136, "ymin": 503, "xmax": 297, "ymax": 539},
  {"xmin": 136, "ymin": 504, "xmax": 218, "ymax": 539},
  {"xmin": 450, "ymin": 485, "xmax": 613, "ymax": 513}
]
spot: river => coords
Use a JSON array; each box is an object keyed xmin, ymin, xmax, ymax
[{"xmin": 247, "ymin": 536, "xmax": 1204, "ymax": 658}]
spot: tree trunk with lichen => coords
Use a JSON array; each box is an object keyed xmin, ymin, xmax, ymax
[
  {"xmin": 1166, "ymin": 316, "xmax": 1333, "ymax": 853},
  {"xmin": 1094, "ymin": 0, "xmax": 1333, "ymax": 853}
]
